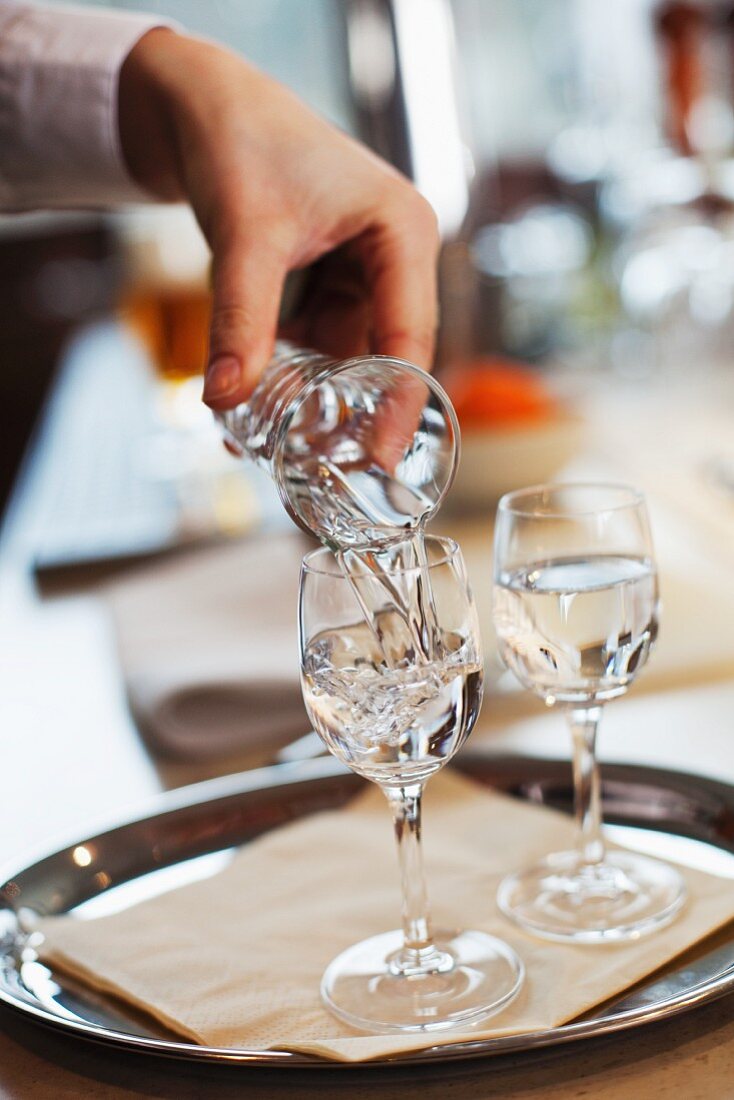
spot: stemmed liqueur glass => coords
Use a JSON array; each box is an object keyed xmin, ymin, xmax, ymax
[
  {"xmin": 492, "ymin": 483, "xmax": 686, "ymax": 943},
  {"xmin": 299, "ymin": 536, "xmax": 524, "ymax": 1033}
]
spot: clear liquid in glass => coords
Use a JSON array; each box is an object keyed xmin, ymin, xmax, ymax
[
  {"xmin": 493, "ymin": 554, "xmax": 659, "ymax": 704},
  {"xmin": 301, "ymin": 615, "xmax": 482, "ymax": 786}
]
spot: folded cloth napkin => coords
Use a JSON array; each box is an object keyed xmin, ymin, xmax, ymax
[
  {"xmin": 39, "ymin": 769, "xmax": 734, "ymax": 1063},
  {"xmin": 102, "ymin": 534, "xmax": 312, "ymax": 761}
]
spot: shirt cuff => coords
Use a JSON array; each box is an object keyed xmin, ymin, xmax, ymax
[{"xmin": 0, "ymin": 3, "xmax": 177, "ymax": 209}]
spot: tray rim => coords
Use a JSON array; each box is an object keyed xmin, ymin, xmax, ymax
[{"xmin": 2, "ymin": 753, "xmax": 734, "ymax": 1069}]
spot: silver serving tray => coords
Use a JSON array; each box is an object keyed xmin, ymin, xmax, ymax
[{"xmin": 2, "ymin": 752, "xmax": 734, "ymax": 1068}]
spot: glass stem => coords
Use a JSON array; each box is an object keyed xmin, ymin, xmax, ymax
[
  {"xmin": 384, "ymin": 784, "xmax": 451, "ymax": 976},
  {"xmin": 566, "ymin": 704, "xmax": 605, "ymax": 867}
]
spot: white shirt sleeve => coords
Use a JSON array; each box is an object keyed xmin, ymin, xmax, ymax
[{"xmin": 0, "ymin": 2, "xmax": 176, "ymax": 209}]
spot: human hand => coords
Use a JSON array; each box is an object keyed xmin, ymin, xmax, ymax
[{"xmin": 118, "ymin": 29, "xmax": 440, "ymax": 411}]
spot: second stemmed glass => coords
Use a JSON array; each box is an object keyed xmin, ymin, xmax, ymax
[
  {"xmin": 299, "ymin": 535, "xmax": 524, "ymax": 1033},
  {"xmin": 492, "ymin": 483, "xmax": 686, "ymax": 943}
]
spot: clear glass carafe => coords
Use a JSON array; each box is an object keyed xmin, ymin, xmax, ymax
[{"xmin": 217, "ymin": 342, "xmax": 460, "ymax": 549}]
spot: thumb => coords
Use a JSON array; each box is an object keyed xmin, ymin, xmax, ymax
[{"xmin": 202, "ymin": 238, "xmax": 286, "ymax": 410}]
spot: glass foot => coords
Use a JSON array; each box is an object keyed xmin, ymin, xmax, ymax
[
  {"xmin": 498, "ymin": 849, "xmax": 687, "ymax": 944},
  {"xmin": 321, "ymin": 928, "xmax": 524, "ymax": 1033}
]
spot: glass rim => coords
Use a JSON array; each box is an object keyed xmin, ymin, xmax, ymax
[
  {"xmin": 276, "ymin": 352, "xmax": 460, "ymax": 442},
  {"xmin": 301, "ymin": 535, "xmax": 461, "ymax": 578},
  {"xmin": 497, "ymin": 481, "xmax": 646, "ymax": 520},
  {"xmin": 271, "ymin": 354, "xmax": 461, "ymax": 537}
]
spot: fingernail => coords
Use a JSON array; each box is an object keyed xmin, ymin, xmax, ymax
[{"xmin": 202, "ymin": 356, "xmax": 241, "ymax": 402}]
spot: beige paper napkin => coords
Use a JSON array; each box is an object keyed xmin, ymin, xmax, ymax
[
  {"xmin": 102, "ymin": 534, "xmax": 312, "ymax": 760},
  {"xmin": 38, "ymin": 770, "xmax": 734, "ymax": 1063}
]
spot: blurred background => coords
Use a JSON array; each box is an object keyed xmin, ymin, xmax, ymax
[{"xmin": 4, "ymin": 0, "xmax": 734, "ymax": 574}]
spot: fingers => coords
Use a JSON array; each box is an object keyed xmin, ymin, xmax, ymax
[
  {"xmin": 202, "ymin": 234, "xmax": 287, "ymax": 410},
  {"xmin": 360, "ymin": 193, "xmax": 440, "ymax": 371},
  {"xmin": 283, "ymin": 254, "xmax": 371, "ymax": 360},
  {"xmin": 282, "ymin": 291, "xmax": 371, "ymax": 361},
  {"xmin": 371, "ymin": 372, "xmax": 432, "ymax": 474}
]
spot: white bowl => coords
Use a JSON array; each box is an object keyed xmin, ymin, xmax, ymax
[{"xmin": 446, "ymin": 415, "xmax": 586, "ymax": 513}]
